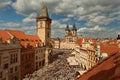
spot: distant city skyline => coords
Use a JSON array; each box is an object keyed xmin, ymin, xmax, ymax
[{"xmin": 0, "ymin": 0, "xmax": 120, "ymax": 38}]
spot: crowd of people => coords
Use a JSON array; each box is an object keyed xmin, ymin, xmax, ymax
[{"xmin": 23, "ymin": 51, "xmax": 81, "ymax": 80}]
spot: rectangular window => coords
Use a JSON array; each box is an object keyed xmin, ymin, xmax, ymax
[
  {"xmin": 10, "ymin": 54, "xmax": 13, "ymax": 64},
  {"xmin": 0, "ymin": 72, "xmax": 2, "ymax": 78},
  {"xmin": 10, "ymin": 68, "xmax": 13, "ymax": 73},
  {"xmin": 15, "ymin": 54, "xmax": 18, "ymax": 63},
  {"xmin": 3, "ymin": 64, "xmax": 8, "ymax": 69},
  {"xmin": 36, "ymin": 56, "xmax": 38, "ymax": 60},
  {"xmin": 15, "ymin": 66, "xmax": 18, "ymax": 72}
]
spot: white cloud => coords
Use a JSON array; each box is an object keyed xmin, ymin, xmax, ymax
[
  {"xmin": 1, "ymin": 0, "xmax": 120, "ymax": 38},
  {"xmin": 51, "ymin": 20, "xmax": 74, "ymax": 38},
  {"xmin": 77, "ymin": 25, "xmax": 119, "ymax": 38},
  {"xmin": 0, "ymin": 22, "xmax": 20, "ymax": 27},
  {"xmin": 85, "ymin": 15, "xmax": 114, "ymax": 26},
  {"xmin": 51, "ymin": 20, "xmax": 65, "ymax": 38},
  {"xmin": 52, "ymin": 20, "xmax": 66, "ymax": 29},
  {"xmin": 78, "ymin": 25, "xmax": 105, "ymax": 33},
  {"xmin": 0, "ymin": 0, "xmax": 12, "ymax": 9},
  {"xmin": 12, "ymin": 0, "xmax": 120, "ymax": 22},
  {"xmin": 12, "ymin": 0, "xmax": 42, "ymax": 15},
  {"xmin": 61, "ymin": 18, "xmax": 70, "ymax": 22},
  {"xmin": 23, "ymin": 12, "xmax": 37, "ymax": 23}
]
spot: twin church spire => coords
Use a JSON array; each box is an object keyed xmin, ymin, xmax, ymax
[
  {"xmin": 65, "ymin": 23, "xmax": 77, "ymax": 31},
  {"xmin": 65, "ymin": 23, "xmax": 77, "ymax": 37}
]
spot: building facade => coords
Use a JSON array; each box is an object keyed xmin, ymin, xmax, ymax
[
  {"xmin": 74, "ymin": 47, "xmax": 97, "ymax": 71},
  {"xmin": 35, "ymin": 47, "xmax": 45, "ymax": 70},
  {"xmin": 0, "ymin": 37, "xmax": 21, "ymax": 80},
  {"xmin": 20, "ymin": 46, "xmax": 35, "ymax": 79}
]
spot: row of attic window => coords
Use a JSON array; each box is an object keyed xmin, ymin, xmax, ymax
[{"xmin": 18, "ymin": 39, "xmax": 41, "ymax": 42}]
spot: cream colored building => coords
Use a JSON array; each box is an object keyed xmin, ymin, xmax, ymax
[
  {"xmin": 73, "ymin": 46, "xmax": 97, "ymax": 70},
  {"xmin": 53, "ymin": 38, "xmax": 60, "ymax": 49},
  {"xmin": 36, "ymin": 4, "xmax": 52, "ymax": 67},
  {"xmin": 60, "ymin": 24, "xmax": 78, "ymax": 49},
  {"xmin": 35, "ymin": 47, "xmax": 46, "ymax": 70},
  {"xmin": 0, "ymin": 37, "xmax": 21, "ymax": 80}
]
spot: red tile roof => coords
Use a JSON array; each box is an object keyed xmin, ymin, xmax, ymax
[
  {"xmin": 100, "ymin": 44, "xmax": 119, "ymax": 56},
  {"xmin": 0, "ymin": 30, "xmax": 42, "ymax": 47},
  {"xmin": 77, "ymin": 38, "xmax": 84, "ymax": 47},
  {"xmin": 77, "ymin": 37, "xmax": 97, "ymax": 46},
  {"xmin": 0, "ymin": 30, "xmax": 11, "ymax": 42},
  {"xmin": 76, "ymin": 52, "xmax": 120, "ymax": 80}
]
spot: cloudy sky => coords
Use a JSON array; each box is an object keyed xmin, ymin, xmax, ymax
[{"xmin": 0, "ymin": 0, "xmax": 120, "ymax": 38}]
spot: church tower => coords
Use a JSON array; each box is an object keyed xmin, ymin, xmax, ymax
[
  {"xmin": 72, "ymin": 23, "xmax": 77, "ymax": 36},
  {"xmin": 72, "ymin": 23, "xmax": 77, "ymax": 43},
  {"xmin": 36, "ymin": 4, "xmax": 52, "ymax": 46},
  {"xmin": 65, "ymin": 24, "xmax": 70, "ymax": 36}
]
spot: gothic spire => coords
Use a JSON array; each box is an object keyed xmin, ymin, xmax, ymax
[
  {"xmin": 65, "ymin": 24, "xmax": 70, "ymax": 31},
  {"xmin": 40, "ymin": 3, "xmax": 49, "ymax": 18},
  {"xmin": 72, "ymin": 23, "xmax": 77, "ymax": 31}
]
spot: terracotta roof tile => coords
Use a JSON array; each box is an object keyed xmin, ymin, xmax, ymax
[
  {"xmin": 77, "ymin": 38, "xmax": 83, "ymax": 46},
  {"xmin": 100, "ymin": 44, "xmax": 119, "ymax": 56},
  {"xmin": 0, "ymin": 30, "xmax": 42, "ymax": 47},
  {"xmin": 0, "ymin": 30, "xmax": 10, "ymax": 42},
  {"xmin": 6, "ymin": 30, "xmax": 26, "ymax": 40},
  {"xmin": 76, "ymin": 52, "xmax": 120, "ymax": 80}
]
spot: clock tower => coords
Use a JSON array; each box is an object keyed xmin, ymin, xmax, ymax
[{"xmin": 36, "ymin": 4, "xmax": 52, "ymax": 46}]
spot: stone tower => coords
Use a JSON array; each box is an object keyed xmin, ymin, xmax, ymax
[
  {"xmin": 36, "ymin": 4, "xmax": 52, "ymax": 46},
  {"xmin": 65, "ymin": 24, "xmax": 70, "ymax": 42},
  {"xmin": 65, "ymin": 24, "xmax": 70, "ymax": 36},
  {"xmin": 72, "ymin": 23, "xmax": 77, "ymax": 43},
  {"xmin": 72, "ymin": 23, "xmax": 77, "ymax": 36}
]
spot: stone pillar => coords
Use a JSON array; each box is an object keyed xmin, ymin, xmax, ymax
[
  {"xmin": 5, "ymin": 69, "xmax": 8, "ymax": 80},
  {"xmin": 45, "ymin": 47, "xmax": 52, "ymax": 66}
]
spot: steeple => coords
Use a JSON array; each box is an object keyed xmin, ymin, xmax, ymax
[
  {"xmin": 72, "ymin": 23, "xmax": 77, "ymax": 31},
  {"xmin": 65, "ymin": 24, "xmax": 70, "ymax": 31},
  {"xmin": 36, "ymin": 2, "xmax": 52, "ymax": 47},
  {"xmin": 40, "ymin": 4, "xmax": 49, "ymax": 18}
]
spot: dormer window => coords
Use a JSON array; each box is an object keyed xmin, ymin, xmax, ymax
[
  {"xmin": 31, "ymin": 40, "xmax": 34, "ymax": 42},
  {"xmin": 21, "ymin": 39, "xmax": 25, "ymax": 41},
  {"xmin": 35, "ymin": 40, "xmax": 38, "ymax": 42},
  {"xmin": 26, "ymin": 39, "xmax": 29, "ymax": 41}
]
